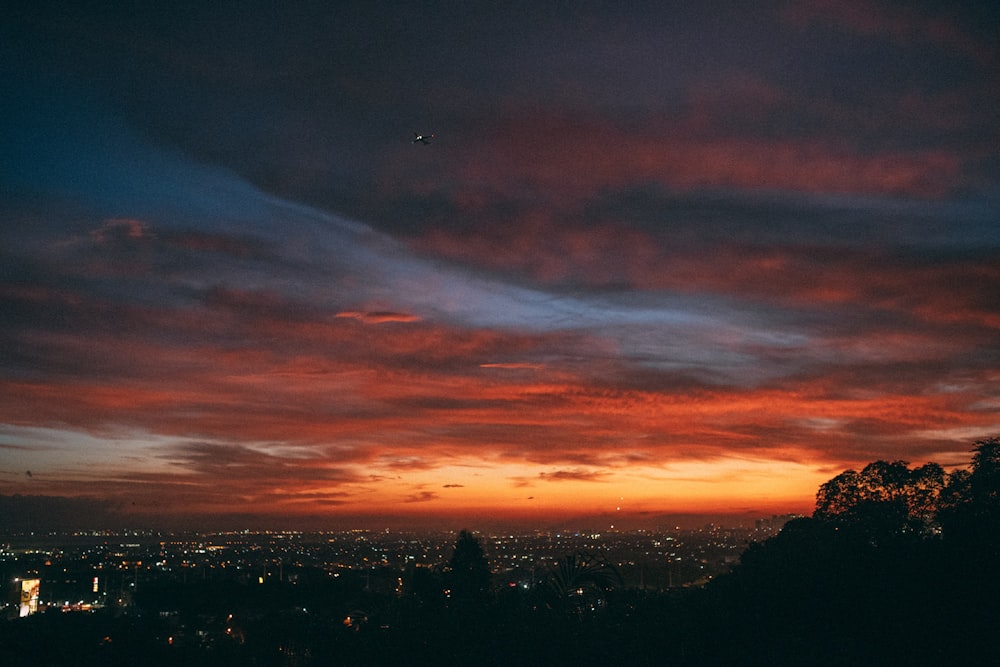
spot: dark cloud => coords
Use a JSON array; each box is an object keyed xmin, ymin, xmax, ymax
[
  {"xmin": 539, "ymin": 470, "xmax": 610, "ymax": 483},
  {"xmin": 404, "ymin": 491, "xmax": 439, "ymax": 504}
]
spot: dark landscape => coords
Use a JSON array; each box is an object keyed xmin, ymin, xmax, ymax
[{"xmin": 4, "ymin": 438, "xmax": 998, "ymax": 665}]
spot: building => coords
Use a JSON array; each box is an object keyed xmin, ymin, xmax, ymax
[{"xmin": 17, "ymin": 578, "xmax": 40, "ymax": 617}]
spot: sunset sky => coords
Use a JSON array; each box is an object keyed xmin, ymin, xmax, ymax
[{"xmin": 2, "ymin": 1, "xmax": 999, "ymax": 529}]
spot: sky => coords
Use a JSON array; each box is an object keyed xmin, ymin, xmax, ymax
[{"xmin": 2, "ymin": 0, "xmax": 999, "ymax": 530}]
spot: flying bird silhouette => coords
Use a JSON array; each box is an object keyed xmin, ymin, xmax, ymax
[{"xmin": 412, "ymin": 132, "xmax": 434, "ymax": 144}]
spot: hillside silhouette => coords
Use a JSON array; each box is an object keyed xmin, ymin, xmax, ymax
[{"xmin": 686, "ymin": 437, "xmax": 1000, "ymax": 665}]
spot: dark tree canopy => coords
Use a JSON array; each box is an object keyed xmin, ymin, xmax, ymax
[
  {"xmin": 446, "ymin": 529, "xmax": 491, "ymax": 603},
  {"xmin": 937, "ymin": 437, "xmax": 1000, "ymax": 553},
  {"xmin": 541, "ymin": 551, "xmax": 623, "ymax": 617},
  {"xmin": 706, "ymin": 437, "xmax": 1000, "ymax": 665},
  {"xmin": 970, "ymin": 436, "xmax": 1000, "ymax": 505},
  {"xmin": 814, "ymin": 460, "xmax": 945, "ymax": 522},
  {"xmin": 811, "ymin": 438, "xmax": 1000, "ymax": 549}
]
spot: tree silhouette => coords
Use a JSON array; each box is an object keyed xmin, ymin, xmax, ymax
[
  {"xmin": 814, "ymin": 459, "xmax": 950, "ymax": 543},
  {"xmin": 445, "ymin": 529, "xmax": 491, "ymax": 605},
  {"xmin": 970, "ymin": 436, "xmax": 1000, "ymax": 505},
  {"xmin": 709, "ymin": 438, "xmax": 1000, "ymax": 664},
  {"xmin": 939, "ymin": 437, "xmax": 1000, "ymax": 554},
  {"xmin": 907, "ymin": 461, "xmax": 947, "ymax": 519},
  {"xmin": 541, "ymin": 551, "xmax": 623, "ymax": 618}
]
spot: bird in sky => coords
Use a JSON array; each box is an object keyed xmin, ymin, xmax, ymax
[{"xmin": 412, "ymin": 132, "xmax": 434, "ymax": 144}]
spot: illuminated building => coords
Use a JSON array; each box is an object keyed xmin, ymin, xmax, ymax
[{"xmin": 18, "ymin": 578, "xmax": 40, "ymax": 617}]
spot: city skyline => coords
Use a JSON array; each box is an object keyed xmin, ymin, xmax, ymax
[{"xmin": 2, "ymin": 1, "xmax": 999, "ymax": 529}]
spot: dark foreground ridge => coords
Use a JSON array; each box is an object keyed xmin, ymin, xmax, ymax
[{"xmin": 3, "ymin": 437, "xmax": 998, "ymax": 666}]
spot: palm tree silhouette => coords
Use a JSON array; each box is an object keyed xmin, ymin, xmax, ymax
[{"xmin": 542, "ymin": 551, "xmax": 623, "ymax": 617}]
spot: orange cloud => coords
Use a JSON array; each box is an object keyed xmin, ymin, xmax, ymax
[{"xmin": 335, "ymin": 310, "xmax": 421, "ymax": 323}]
